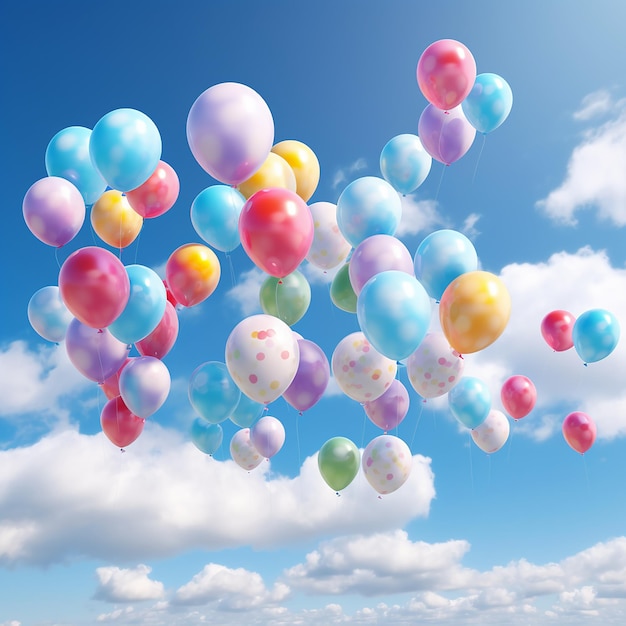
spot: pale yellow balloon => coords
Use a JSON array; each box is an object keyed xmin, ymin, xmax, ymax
[
  {"xmin": 439, "ymin": 271, "xmax": 511, "ymax": 354},
  {"xmin": 237, "ymin": 152, "xmax": 297, "ymax": 200},
  {"xmin": 90, "ymin": 190, "xmax": 143, "ymax": 248},
  {"xmin": 271, "ymin": 139, "xmax": 320, "ymax": 202}
]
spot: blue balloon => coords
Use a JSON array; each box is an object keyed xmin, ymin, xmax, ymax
[
  {"xmin": 89, "ymin": 108, "xmax": 162, "ymax": 192},
  {"xmin": 357, "ymin": 270, "xmax": 432, "ymax": 361},
  {"xmin": 189, "ymin": 361, "xmax": 241, "ymax": 424},
  {"xmin": 27, "ymin": 285, "xmax": 74, "ymax": 343},
  {"xmin": 461, "ymin": 73, "xmax": 513, "ymax": 135},
  {"xmin": 45, "ymin": 126, "xmax": 107, "ymax": 205},
  {"xmin": 190, "ymin": 185, "xmax": 245, "ymax": 252},
  {"xmin": 336, "ymin": 176, "xmax": 402, "ymax": 247},
  {"xmin": 229, "ymin": 393, "xmax": 265, "ymax": 428},
  {"xmin": 190, "ymin": 419, "xmax": 223, "ymax": 455},
  {"xmin": 380, "ymin": 134, "xmax": 432, "ymax": 195},
  {"xmin": 108, "ymin": 265, "xmax": 167, "ymax": 345},
  {"xmin": 573, "ymin": 309, "xmax": 620, "ymax": 364},
  {"xmin": 448, "ymin": 376, "xmax": 491, "ymax": 429},
  {"xmin": 414, "ymin": 229, "xmax": 478, "ymax": 301}
]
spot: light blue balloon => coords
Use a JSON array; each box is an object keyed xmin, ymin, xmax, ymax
[
  {"xmin": 189, "ymin": 361, "xmax": 241, "ymax": 424},
  {"xmin": 190, "ymin": 185, "xmax": 245, "ymax": 252},
  {"xmin": 414, "ymin": 229, "xmax": 478, "ymax": 301},
  {"xmin": 357, "ymin": 270, "xmax": 432, "ymax": 361},
  {"xmin": 573, "ymin": 309, "xmax": 620, "ymax": 364},
  {"xmin": 380, "ymin": 134, "xmax": 432, "ymax": 195},
  {"xmin": 336, "ymin": 176, "xmax": 402, "ymax": 247},
  {"xmin": 45, "ymin": 126, "xmax": 107, "ymax": 205},
  {"xmin": 89, "ymin": 108, "xmax": 162, "ymax": 192},
  {"xmin": 108, "ymin": 265, "xmax": 167, "ymax": 345},
  {"xmin": 27, "ymin": 285, "xmax": 73, "ymax": 343},
  {"xmin": 190, "ymin": 419, "xmax": 223, "ymax": 456},
  {"xmin": 461, "ymin": 73, "xmax": 513, "ymax": 135},
  {"xmin": 229, "ymin": 393, "xmax": 265, "ymax": 428},
  {"xmin": 448, "ymin": 376, "xmax": 491, "ymax": 429}
]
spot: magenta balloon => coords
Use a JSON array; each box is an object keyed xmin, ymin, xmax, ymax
[
  {"xmin": 250, "ymin": 415, "xmax": 285, "ymax": 459},
  {"xmin": 418, "ymin": 104, "xmax": 476, "ymax": 165},
  {"xmin": 363, "ymin": 379, "xmax": 410, "ymax": 431},
  {"xmin": 135, "ymin": 301, "xmax": 179, "ymax": 359},
  {"xmin": 283, "ymin": 339, "xmax": 330, "ymax": 412}
]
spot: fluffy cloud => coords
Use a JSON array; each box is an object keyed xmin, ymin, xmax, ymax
[
  {"xmin": 332, "ymin": 158, "xmax": 367, "ymax": 190},
  {"xmin": 94, "ymin": 564, "xmax": 165, "ymax": 602},
  {"xmin": 395, "ymin": 196, "xmax": 448, "ymax": 238},
  {"xmin": 225, "ymin": 267, "xmax": 265, "ymax": 316}
]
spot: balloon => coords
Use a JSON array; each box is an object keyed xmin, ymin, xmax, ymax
[
  {"xmin": 471, "ymin": 409, "xmax": 510, "ymax": 453},
  {"xmin": 65, "ymin": 318, "xmax": 130, "ymax": 383},
  {"xmin": 89, "ymin": 108, "xmax": 162, "ymax": 192},
  {"xmin": 136, "ymin": 301, "xmax": 179, "ymax": 359},
  {"xmin": 259, "ymin": 270, "xmax": 311, "ymax": 326},
  {"xmin": 239, "ymin": 187, "xmax": 313, "ymax": 277},
  {"xmin": 418, "ymin": 104, "xmax": 476, "ymax": 165},
  {"xmin": 306, "ymin": 202, "xmax": 351, "ymax": 271},
  {"xmin": 318, "ymin": 437, "xmax": 360, "ymax": 492},
  {"xmin": 562, "ymin": 411, "xmax": 597, "ymax": 454},
  {"xmin": 188, "ymin": 361, "xmax": 241, "ymax": 424},
  {"xmin": 416, "ymin": 39, "xmax": 476, "ymax": 110},
  {"xmin": 379, "ymin": 134, "xmax": 432, "ymax": 194},
  {"xmin": 100, "ymin": 357, "xmax": 132, "ymax": 400},
  {"xmin": 331, "ymin": 331, "xmax": 397, "ymax": 403},
  {"xmin": 501, "ymin": 375, "xmax": 536, "ymax": 420},
  {"xmin": 59, "ymin": 246, "xmax": 130, "ymax": 329},
  {"xmin": 283, "ymin": 338, "xmax": 330, "ymax": 412},
  {"xmin": 406, "ymin": 332, "xmax": 464, "ymax": 399},
  {"xmin": 100, "ymin": 396, "xmax": 145, "ymax": 448},
  {"xmin": 22, "ymin": 176, "xmax": 85, "ymax": 247},
  {"xmin": 45, "ymin": 126, "xmax": 107, "ymax": 205},
  {"xmin": 190, "ymin": 185, "xmax": 246, "ymax": 252},
  {"xmin": 27, "ymin": 286, "xmax": 73, "ymax": 343},
  {"xmin": 225, "ymin": 314, "xmax": 300, "ymax": 404},
  {"xmin": 271, "ymin": 139, "xmax": 320, "ymax": 202},
  {"xmin": 357, "ymin": 270, "xmax": 432, "ymax": 362},
  {"xmin": 439, "ymin": 271, "xmax": 511, "ymax": 354},
  {"xmin": 362, "ymin": 434, "xmax": 412, "ymax": 495},
  {"xmin": 336, "ymin": 176, "xmax": 402, "ymax": 247},
  {"xmin": 572, "ymin": 308, "xmax": 620, "ymax": 364},
  {"xmin": 90, "ymin": 189, "xmax": 143, "ymax": 249},
  {"xmin": 251, "ymin": 415, "xmax": 285, "ymax": 459},
  {"xmin": 414, "ymin": 229, "xmax": 478, "ymax": 301},
  {"xmin": 349, "ymin": 234, "xmax": 414, "ymax": 296},
  {"xmin": 186, "ymin": 82, "xmax": 274, "ymax": 185},
  {"xmin": 119, "ymin": 356, "xmax": 171, "ymax": 418},
  {"xmin": 330, "ymin": 263, "xmax": 357, "ymax": 313},
  {"xmin": 229, "ymin": 393, "xmax": 265, "ymax": 428},
  {"xmin": 190, "ymin": 419, "xmax": 223, "ymax": 456},
  {"xmin": 125, "ymin": 160, "xmax": 180, "ymax": 218},
  {"xmin": 462, "ymin": 73, "xmax": 513, "ymax": 134},
  {"xmin": 541, "ymin": 310, "xmax": 575, "ymax": 352},
  {"xmin": 108, "ymin": 264, "xmax": 167, "ymax": 345},
  {"xmin": 237, "ymin": 151, "xmax": 297, "ymax": 199},
  {"xmin": 448, "ymin": 376, "xmax": 491, "ymax": 429},
  {"xmin": 165, "ymin": 243, "xmax": 221, "ymax": 307},
  {"xmin": 363, "ymin": 379, "xmax": 409, "ymax": 431},
  {"xmin": 230, "ymin": 428, "xmax": 264, "ymax": 470}
]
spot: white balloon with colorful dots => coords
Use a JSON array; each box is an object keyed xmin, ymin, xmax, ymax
[
  {"xmin": 230, "ymin": 428, "xmax": 264, "ymax": 471},
  {"xmin": 362, "ymin": 434, "xmax": 412, "ymax": 495},
  {"xmin": 471, "ymin": 409, "xmax": 510, "ymax": 454},
  {"xmin": 306, "ymin": 201, "xmax": 352, "ymax": 271}
]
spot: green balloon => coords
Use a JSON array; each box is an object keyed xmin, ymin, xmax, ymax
[
  {"xmin": 318, "ymin": 436, "xmax": 360, "ymax": 492},
  {"xmin": 259, "ymin": 270, "xmax": 311, "ymax": 326},
  {"xmin": 330, "ymin": 263, "xmax": 357, "ymax": 313}
]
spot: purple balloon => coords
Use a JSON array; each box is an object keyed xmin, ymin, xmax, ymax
[
  {"xmin": 283, "ymin": 339, "xmax": 330, "ymax": 412},
  {"xmin": 250, "ymin": 415, "xmax": 285, "ymax": 459},
  {"xmin": 417, "ymin": 104, "xmax": 476, "ymax": 165},
  {"xmin": 363, "ymin": 379, "xmax": 410, "ymax": 431},
  {"xmin": 65, "ymin": 318, "xmax": 130, "ymax": 383}
]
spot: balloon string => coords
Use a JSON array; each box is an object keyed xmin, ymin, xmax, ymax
[
  {"xmin": 54, "ymin": 247, "xmax": 61, "ymax": 269},
  {"xmin": 409, "ymin": 400, "xmax": 424, "ymax": 450},
  {"xmin": 467, "ymin": 430, "xmax": 475, "ymax": 498},
  {"xmin": 295, "ymin": 411, "xmax": 301, "ymax": 472},
  {"xmin": 434, "ymin": 163, "xmax": 446, "ymax": 202},
  {"xmin": 471, "ymin": 134, "xmax": 487, "ymax": 185},
  {"xmin": 582, "ymin": 452, "xmax": 591, "ymax": 496},
  {"xmin": 226, "ymin": 252, "xmax": 237, "ymax": 290},
  {"xmin": 133, "ymin": 226, "xmax": 142, "ymax": 265}
]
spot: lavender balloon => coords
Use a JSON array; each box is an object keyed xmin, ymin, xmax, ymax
[
  {"xmin": 119, "ymin": 356, "xmax": 171, "ymax": 418},
  {"xmin": 418, "ymin": 104, "xmax": 476, "ymax": 165},
  {"xmin": 251, "ymin": 415, "xmax": 285, "ymax": 459},
  {"xmin": 283, "ymin": 339, "xmax": 330, "ymax": 412},
  {"xmin": 363, "ymin": 379, "xmax": 410, "ymax": 431}
]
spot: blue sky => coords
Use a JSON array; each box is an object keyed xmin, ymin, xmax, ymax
[{"xmin": 1, "ymin": 0, "xmax": 626, "ymax": 624}]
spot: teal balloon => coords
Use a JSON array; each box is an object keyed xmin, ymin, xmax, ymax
[
  {"xmin": 573, "ymin": 309, "xmax": 620, "ymax": 364},
  {"xmin": 461, "ymin": 73, "xmax": 513, "ymax": 135},
  {"xmin": 28, "ymin": 285, "xmax": 73, "ymax": 343},
  {"xmin": 229, "ymin": 393, "xmax": 265, "ymax": 428},
  {"xmin": 380, "ymin": 134, "xmax": 432, "ymax": 194},
  {"xmin": 259, "ymin": 270, "xmax": 311, "ymax": 326},
  {"xmin": 318, "ymin": 437, "xmax": 360, "ymax": 492},
  {"xmin": 189, "ymin": 361, "xmax": 241, "ymax": 424},
  {"xmin": 190, "ymin": 419, "xmax": 223, "ymax": 455},
  {"xmin": 448, "ymin": 376, "xmax": 491, "ymax": 429}
]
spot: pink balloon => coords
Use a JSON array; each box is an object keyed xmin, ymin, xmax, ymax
[
  {"xmin": 251, "ymin": 415, "xmax": 285, "ymax": 459},
  {"xmin": 541, "ymin": 310, "xmax": 575, "ymax": 352},
  {"xmin": 501, "ymin": 375, "xmax": 537, "ymax": 420},
  {"xmin": 101, "ymin": 396, "xmax": 145, "ymax": 448},
  {"xmin": 416, "ymin": 39, "xmax": 476, "ymax": 110},
  {"xmin": 363, "ymin": 379, "xmax": 409, "ymax": 431},
  {"xmin": 562, "ymin": 411, "xmax": 596, "ymax": 454},
  {"xmin": 282, "ymin": 339, "xmax": 330, "ymax": 412},
  {"xmin": 125, "ymin": 160, "xmax": 180, "ymax": 218},
  {"xmin": 136, "ymin": 301, "xmax": 179, "ymax": 359},
  {"xmin": 418, "ymin": 104, "xmax": 476, "ymax": 165}
]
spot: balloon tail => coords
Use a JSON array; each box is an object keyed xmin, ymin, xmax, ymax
[
  {"xmin": 471, "ymin": 134, "xmax": 487, "ymax": 184},
  {"xmin": 377, "ymin": 495, "xmax": 383, "ymax": 500},
  {"xmin": 583, "ymin": 363, "xmax": 588, "ymax": 367},
  {"xmin": 336, "ymin": 492, "xmax": 341, "ymax": 497},
  {"xmin": 434, "ymin": 162, "xmax": 446, "ymax": 202},
  {"xmin": 120, "ymin": 448, "xmax": 126, "ymax": 454}
]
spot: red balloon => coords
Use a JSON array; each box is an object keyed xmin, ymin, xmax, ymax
[
  {"xmin": 562, "ymin": 411, "xmax": 596, "ymax": 454},
  {"xmin": 500, "ymin": 375, "xmax": 536, "ymax": 420},
  {"xmin": 541, "ymin": 310, "xmax": 575, "ymax": 352},
  {"xmin": 136, "ymin": 301, "xmax": 179, "ymax": 359},
  {"xmin": 101, "ymin": 396, "xmax": 145, "ymax": 448},
  {"xmin": 125, "ymin": 160, "xmax": 180, "ymax": 218},
  {"xmin": 239, "ymin": 188, "xmax": 313, "ymax": 277},
  {"xmin": 59, "ymin": 246, "xmax": 130, "ymax": 329},
  {"xmin": 163, "ymin": 280, "xmax": 179, "ymax": 307}
]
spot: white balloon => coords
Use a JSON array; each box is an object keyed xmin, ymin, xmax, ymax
[{"xmin": 471, "ymin": 409, "xmax": 510, "ymax": 454}]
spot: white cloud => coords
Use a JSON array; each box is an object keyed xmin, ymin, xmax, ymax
[
  {"xmin": 94, "ymin": 564, "xmax": 165, "ymax": 603},
  {"xmin": 573, "ymin": 90, "xmax": 615, "ymax": 121},
  {"xmin": 332, "ymin": 158, "xmax": 368, "ymax": 190},
  {"xmin": 461, "ymin": 212, "xmax": 481, "ymax": 239},
  {"xmin": 395, "ymin": 196, "xmax": 448, "ymax": 238},
  {"xmin": 96, "ymin": 607, "xmax": 135, "ymax": 622},
  {"xmin": 225, "ymin": 267, "xmax": 265, "ymax": 316}
]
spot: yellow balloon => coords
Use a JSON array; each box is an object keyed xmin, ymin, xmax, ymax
[
  {"xmin": 237, "ymin": 152, "xmax": 297, "ymax": 200},
  {"xmin": 90, "ymin": 190, "xmax": 143, "ymax": 248},
  {"xmin": 271, "ymin": 139, "xmax": 320, "ymax": 202},
  {"xmin": 439, "ymin": 271, "xmax": 511, "ymax": 354}
]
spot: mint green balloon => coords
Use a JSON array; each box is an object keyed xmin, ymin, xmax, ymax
[
  {"xmin": 318, "ymin": 437, "xmax": 360, "ymax": 492},
  {"xmin": 330, "ymin": 263, "xmax": 357, "ymax": 313},
  {"xmin": 259, "ymin": 270, "xmax": 311, "ymax": 326}
]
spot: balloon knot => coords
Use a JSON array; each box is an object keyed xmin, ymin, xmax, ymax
[
  {"xmin": 97, "ymin": 329, "xmax": 104, "ymax": 334},
  {"xmin": 444, "ymin": 110, "xmax": 450, "ymax": 115},
  {"xmin": 336, "ymin": 492, "xmax": 341, "ymax": 497},
  {"xmin": 377, "ymin": 495, "xmax": 383, "ymax": 500},
  {"xmin": 583, "ymin": 362, "xmax": 588, "ymax": 367},
  {"xmin": 298, "ymin": 411, "xmax": 303, "ymax": 416},
  {"xmin": 278, "ymin": 280, "xmax": 283, "ymax": 285},
  {"xmin": 120, "ymin": 448, "xmax": 126, "ymax": 453}
]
